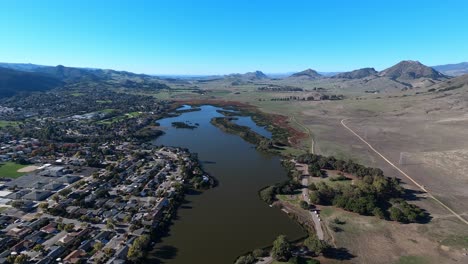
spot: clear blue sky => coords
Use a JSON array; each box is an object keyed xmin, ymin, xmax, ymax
[{"xmin": 1, "ymin": 0, "xmax": 467, "ymax": 75}]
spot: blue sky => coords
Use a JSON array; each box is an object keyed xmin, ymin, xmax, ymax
[{"xmin": 1, "ymin": 0, "xmax": 467, "ymax": 75}]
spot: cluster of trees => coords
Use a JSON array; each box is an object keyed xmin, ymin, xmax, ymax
[
  {"xmin": 234, "ymin": 249, "xmax": 268, "ymax": 264},
  {"xmin": 298, "ymin": 154, "xmax": 384, "ymax": 178},
  {"xmin": 180, "ymin": 154, "xmax": 216, "ymax": 189},
  {"xmin": 270, "ymin": 96, "xmax": 314, "ymax": 101},
  {"xmin": 5, "ymin": 254, "xmax": 29, "ymax": 264},
  {"xmin": 258, "ymin": 86, "xmax": 304, "ymax": 92},
  {"xmin": 171, "ymin": 121, "xmax": 197, "ymax": 129},
  {"xmin": 389, "ymin": 198, "xmax": 426, "ymax": 222},
  {"xmin": 259, "ymin": 180, "xmax": 302, "ymax": 204},
  {"xmin": 127, "ymin": 235, "xmax": 151, "ymax": 263},
  {"xmin": 299, "ymin": 154, "xmax": 426, "ymax": 223},
  {"xmin": 210, "ymin": 117, "xmax": 271, "ymax": 147},
  {"xmin": 216, "ymin": 107, "xmax": 290, "ymax": 147},
  {"xmin": 270, "ymin": 235, "xmax": 323, "ymax": 263},
  {"xmin": 270, "ymin": 94, "xmax": 344, "ymax": 102}
]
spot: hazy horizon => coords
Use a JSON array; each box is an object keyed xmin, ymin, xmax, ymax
[{"xmin": 1, "ymin": 0, "xmax": 468, "ymax": 75}]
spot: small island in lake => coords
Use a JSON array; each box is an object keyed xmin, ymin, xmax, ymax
[{"xmin": 171, "ymin": 121, "xmax": 198, "ymax": 129}]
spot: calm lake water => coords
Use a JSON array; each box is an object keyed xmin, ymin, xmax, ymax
[
  {"xmin": 150, "ymin": 105, "xmax": 305, "ymax": 263},
  {"xmin": 232, "ymin": 116, "xmax": 272, "ymax": 139}
]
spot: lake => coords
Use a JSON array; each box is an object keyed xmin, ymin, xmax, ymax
[{"xmin": 150, "ymin": 105, "xmax": 305, "ymax": 263}]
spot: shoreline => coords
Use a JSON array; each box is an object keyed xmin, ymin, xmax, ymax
[{"xmin": 150, "ymin": 102, "xmax": 309, "ymax": 263}]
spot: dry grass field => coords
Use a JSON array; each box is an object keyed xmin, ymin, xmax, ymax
[{"xmin": 158, "ymin": 74, "xmax": 468, "ymax": 263}]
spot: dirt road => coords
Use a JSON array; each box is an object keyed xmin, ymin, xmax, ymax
[{"xmin": 341, "ymin": 118, "xmax": 468, "ymax": 226}]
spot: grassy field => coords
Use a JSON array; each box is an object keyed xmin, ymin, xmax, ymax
[
  {"xmin": 97, "ymin": 111, "xmax": 142, "ymax": 124},
  {"xmin": 0, "ymin": 162, "xmax": 28, "ymax": 178},
  {"xmin": 276, "ymin": 194, "xmax": 301, "ymax": 207},
  {"xmin": 139, "ymin": 77, "xmax": 468, "ymax": 263},
  {"xmin": 96, "ymin": 100, "xmax": 113, "ymax": 103},
  {"xmin": 0, "ymin": 120, "xmax": 21, "ymax": 128}
]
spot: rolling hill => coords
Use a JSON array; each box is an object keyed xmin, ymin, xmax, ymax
[
  {"xmin": 289, "ymin": 68, "xmax": 322, "ymax": 79},
  {"xmin": 331, "ymin": 68, "xmax": 377, "ymax": 79},
  {"xmin": 228, "ymin": 71, "xmax": 269, "ymax": 80},
  {"xmin": 0, "ymin": 67, "xmax": 63, "ymax": 97},
  {"xmin": 379, "ymin": 60, "xmax": 446, "ymax": 80}
]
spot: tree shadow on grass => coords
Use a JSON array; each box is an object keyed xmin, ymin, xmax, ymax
[
  {"xmin": 323, "ymin": 247, "xmax": 355, "ymax": 260},
  {"xmin": 402, "ymin": 189, "xmax": 427, "ymax": 202}
]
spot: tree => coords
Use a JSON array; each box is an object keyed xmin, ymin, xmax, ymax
[
  {"xmin": 64, "ymin": 223, "xmax": 75, "ymax": 232},
  {"xmin": 52, "ymin": 195, "xmax": 60, "ymax": 202},
  {"xmin": 127, "ymin": 235, "xmax": 150, "ymax": 263},
  {"xmin": 389, "ymin": 207, "xmax": 404, "ymax": 222},
  {"xmin": 308, "ymin": 183, "xmax": 317, "ymax": 191},
  {"xmin": 123, "ymin": 215, "xmax": 132, "ymax": 223},
  {"xmin": 309, "ymin": 191, "xmax": 320, "ymax": 204},
  {"xmin": 33, "ymin": 244, "xmax": 45, "ymax": 252},
  {"xmin": 14, "ymin": 254, "xmax": 29, "ymax": 264},
  {"xmin": 59, "ymin": 188, "xmax": 72, "ymax": 197},
  {"xmin": 271, "ymin": 235, "xmax": 291, "ymax": 261},
  {"xmin": 93, "ymin": 241, "xmax": 103, "ymax": 252},
  {"xmin": 252, "ymin": 248, "xmax": 266, "ymax": 258},
  {"xmin": 259, "ymin": 186, "xmax": 275, "ymax": 204},
  {"xmin": 103, "ymin": 247, "xmax": 114, "ymax": 256},
  {"xmin": 106, "ymin": 219, "xmax": 115, "ymax": 230},
  {"xmin": 300, "ymin": 200, "xmax": 309, "ymax": 210},
  {"xmin": 234, "ymin": 254, "xmax": 256, "ymax": 264},
  {"xmin": 127, "ymin": 242, "xmax": 144, "ymax": 262},
  {"xmin": 304, "ymin": 235, "xmax": 327, "ymax": 255},
  {"xmin": 11, "ymin": 200, "xmax": 24, "ymax": 209},
  {"xmin": 372, "ymin": 207, "xmax": 385, "ymax": 219},
  {"xmin": 39, "ymin": 202, "xmax": 49, "ymax": 210}
]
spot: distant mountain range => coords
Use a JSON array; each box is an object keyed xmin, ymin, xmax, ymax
[
  {"xmin": 288, "ymin": 61, "xmax": 448, "ymax": 81},
  {"xmin": 0, "ymin": 63, "xmax": 170, "ymax": 98},
  {"xmin": 1, "ymin": 61, "xmax": 467, "ymax": 98},
  {"xmin": 432, "ymin": 62, "xmax": 468, "ymax": 76},
  {"xmin": 227, "ymin": 70, "xmax": 269, "ymax": 80}
]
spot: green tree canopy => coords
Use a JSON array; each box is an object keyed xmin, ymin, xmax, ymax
[{"xmin": 271, "ymin": 235, "xmax": 292, "ymax": 261}]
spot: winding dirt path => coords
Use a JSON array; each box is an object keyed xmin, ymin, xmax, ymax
[{"xmin": 341, "ymin": 118, "xmax": 468, "ymax": 226}]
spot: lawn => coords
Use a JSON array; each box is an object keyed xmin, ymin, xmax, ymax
[
  {"xmin": 96, "ymin": 100, "xmax": 113, "ymax": 104},
  {"xmin": 99, "ymin": 108, "xmax": 116, "ymax": 113},
  {"xmin": 0, "ymin": 162, "xmax": 28, "ymax": 178},
  {"xmin": 277, "ymin": 194, "xmax": 301, "ymax": 207},
  {"xmin": 0, "ymin": 120, "xmax": 20, "ymax": 128},
  {"xmin": 97, "ymin": 111, "xmax": 142, "ymax": 124}
]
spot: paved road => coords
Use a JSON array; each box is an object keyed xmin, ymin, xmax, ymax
[
  {"xmin": 301, "ymin": 176, "xmax": 309, "ymax": 202},
  {"xmin": 310, "ymin": 211, "xmax": 324, "ymax": 240},
  {"xmin": 341, "ymin": 118, "xmax": 468, "ymax": 226},
  {"xmin": 301, "ymin": 175, "xmax": 324, "ymax": 240}
]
